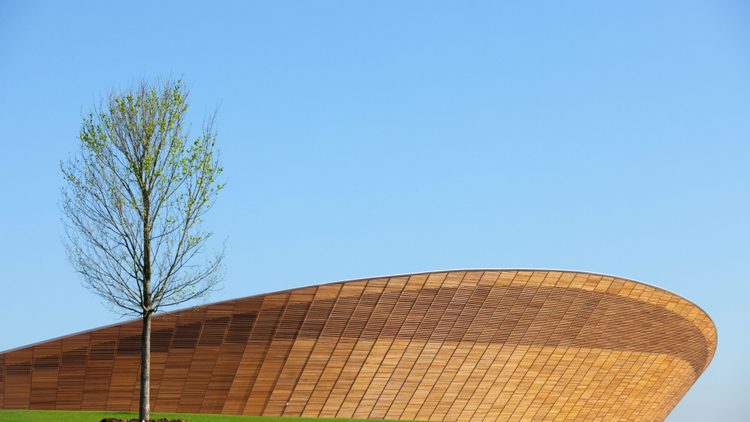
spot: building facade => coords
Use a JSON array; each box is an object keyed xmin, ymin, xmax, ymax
[{"xmin": 0, "ymin": 270, "xmax": 716, "ymax": 421}]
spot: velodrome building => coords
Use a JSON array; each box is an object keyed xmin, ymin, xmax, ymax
[{"xmin": 0, "ymin": 270, "xmax": 716, "ymax": 422}]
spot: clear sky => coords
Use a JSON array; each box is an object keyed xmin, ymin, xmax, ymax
[{"xmin": 1, "ymin": 1, "xmax": 748, "ymax": 421}]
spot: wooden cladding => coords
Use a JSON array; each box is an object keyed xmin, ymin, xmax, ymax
[{"xmin": 0, "ymin": 270, "xmax": 716, "ymax": 422}]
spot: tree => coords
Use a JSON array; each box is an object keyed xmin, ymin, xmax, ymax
[{"xmin": 61, "ymin": 76, "xmax": 225, "ymax": 421}]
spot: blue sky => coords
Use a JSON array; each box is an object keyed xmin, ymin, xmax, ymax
[{"xmin": 1, "ymin": 1, "xmax": 748, "ymax": 421}]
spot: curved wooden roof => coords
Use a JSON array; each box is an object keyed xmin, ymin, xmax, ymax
[{"xmin": 0, "ymin": 270, "xmax": 716, "ymax": 422}]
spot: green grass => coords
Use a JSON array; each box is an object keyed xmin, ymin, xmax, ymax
[{"xmin": 0, "ymin": 410, "xmax": 417, "ymax": 422}]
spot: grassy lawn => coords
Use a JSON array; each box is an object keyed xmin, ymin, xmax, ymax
[{"xmin": 0, "ymin": 410, "xmax": 413, "ymax": 422}]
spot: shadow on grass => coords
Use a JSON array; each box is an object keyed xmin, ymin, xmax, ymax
[{"xmin": 0, "ymin": 410, "xmax": 423, "ymax": 422}]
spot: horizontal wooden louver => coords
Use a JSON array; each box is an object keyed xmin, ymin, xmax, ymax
[
  {"xmin": 199, "ymin": 317, "xmax": 229, "ymax": 346},
  {"xmin": 61, "ymin": 348, "xmax": 87, "ymax": 366},
  {"xmin": 224, "ymin": 313, "xmax": 256, "ymax": 344},
  {"xmin": 151, "ymin": 328, "xmax": 173, "ymax": 353},
  {"xmin": 172, "ymin": 322, "xmax": 201, "ymax": 349}
]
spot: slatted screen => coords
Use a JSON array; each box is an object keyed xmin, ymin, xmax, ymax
[{"xmin": 0, "ymin": 270, "xmax": 716, "ymax": 422}]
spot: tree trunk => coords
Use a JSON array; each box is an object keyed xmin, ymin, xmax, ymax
[
  {"xmin": 140, "ymin": 176, "xmax": 152, "ymax": 421},
  {"xmin": 139, "ymin": 312, "xmax": 151, "ymax": 421}
]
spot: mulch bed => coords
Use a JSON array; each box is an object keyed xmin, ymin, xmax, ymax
[{"xmin": 100, "ymin": 419, "xmax": 188, "ymax": 422}]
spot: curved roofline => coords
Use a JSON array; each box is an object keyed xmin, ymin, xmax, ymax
[
  {"xmin": 1, "ymin": 268, "xmax": 716, "ymax": 354},
  {"xmin": 282, "ymin": 268, "xmax": 716, "ymax": 329}
]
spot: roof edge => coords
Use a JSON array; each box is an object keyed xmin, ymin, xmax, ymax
[{"xmin": 1, "ymin": 268, "xmax": 716, "ymax": 355}]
